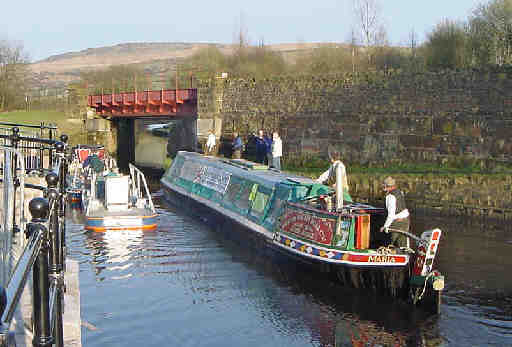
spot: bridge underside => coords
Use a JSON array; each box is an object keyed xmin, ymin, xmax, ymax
[{"xmin": 87, "ymin": 89, "xmax": 197, "ymax": 117}]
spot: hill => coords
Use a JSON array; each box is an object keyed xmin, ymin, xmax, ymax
[{"xmin": 28, "ymin": 42, "xmax": 327, "ymax": 90}]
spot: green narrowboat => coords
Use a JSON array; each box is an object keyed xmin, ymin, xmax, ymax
[{"xmin": 161, "ymin": 151, "xmax": 444, "ymax": 312}]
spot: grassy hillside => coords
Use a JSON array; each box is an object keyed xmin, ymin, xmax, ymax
[
  {"xmin": 28, "ymin": 42, "xmax": 328, "ymax": 90},
  {"xmin": 0, "ymin": 110, "xmax": 85, "ymax": 145}
]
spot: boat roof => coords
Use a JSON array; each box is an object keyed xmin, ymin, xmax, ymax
[{"xmin": 176, "ymin": 151, "xmax": 319, "ymax": 188}]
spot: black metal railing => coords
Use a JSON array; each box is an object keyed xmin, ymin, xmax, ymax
[
  {"xmin": 0, "ymin": 132, "xmax": 69, "ymax": 347},
  {"xmin": 0, "ymin": 124, "xmax": 60, "ymax": 173}
]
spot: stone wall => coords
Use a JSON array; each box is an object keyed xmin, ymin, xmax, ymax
[
  {"xmin": 348, "ymin": 173, "xmax": 512, "ymax": 218},
  {"xmin": 198, "ymin": 71, "xmax": 512, "ymax": 168}
]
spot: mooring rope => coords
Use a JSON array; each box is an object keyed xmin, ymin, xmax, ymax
[{"xmin": 376, "ymin": 245, "xmax": 397, "ymax": 255}]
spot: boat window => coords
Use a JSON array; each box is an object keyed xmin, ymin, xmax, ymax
[
  {"xmin": 234, "ymin": 181, "xmax": 253, "ymax": 212},
  {"xmin": 251, "ymin": 192, "xmax": 269, "ymax": 216},
  {"xmin": 180, "ymin": 160, "xmax": 203, "ymax": 182},
  {"xmin": 264, "ymin": 198, "xmax": 284, "ymax": 225},
  {"xmin": 221, "ymin": 176, "xmax": 244, "ymax": 211},
  {"xmin": 165, "ymin": 156, "xmax": 184, "ymax": 179},
  {"xmin": 263, "ymin": 184, "xmax": 291, "ymax": 226},
  {"xmin": 225, "ymin": 181, "xmax": 242, "ymax": 202}
]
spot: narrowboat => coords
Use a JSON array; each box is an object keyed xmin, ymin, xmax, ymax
[
  {"xmin": 82, "ymin": 163, "xmax": 158, "ymax": 232},
  {"xmin": 161, "ymin": 151, "xmax": 444, "ymax": 312},
  {"xmin": 67, "ymin": 144, "xmax": 107, "ymax": 205}
]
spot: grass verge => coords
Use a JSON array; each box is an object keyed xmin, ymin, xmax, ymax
[{"xmin": 0, "ymin": 110, "xmax": 84, "ymax": 144}]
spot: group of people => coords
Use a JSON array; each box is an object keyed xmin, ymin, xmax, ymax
[
  {"xmin": 205, "ymin": 129, "xmax": 282, "ymax": 170},
  {"xmin": 252, "ymin": 129, "xmax": 282, "ymax": 170}
]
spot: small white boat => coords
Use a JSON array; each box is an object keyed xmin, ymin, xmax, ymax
[{"xmin": 82, "ymin": 163, "xmax": 157, "ymax": 232}]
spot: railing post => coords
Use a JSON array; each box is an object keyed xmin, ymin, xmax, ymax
[
  {"xmin": 39, "ymin": 123, "xmax": 45, "ymax": 171},
  {"xmin": 58, "ymin": 136, "xmax": 68, "ymax": 270},
  {"xmin": 29, "ymin": 197, "xmax": 53, "ymax": 347},
  {"xmin": 48, "ymin": 127, "xmax": 54, "ymax": 169},
  {"xmin": 45, "ymin": 171, "xmax": 64, "ymax": 347},
  {"xmin": 46, "ymin": 173, "xmax": 61, "ymax": 274},
  {"xmin": 10, "ymin": 128, "xmax": 20, "ymax": 234}
]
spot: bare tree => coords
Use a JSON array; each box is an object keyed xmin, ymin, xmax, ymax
[
  {"xmin": 231, "ymin": 12, "xmax": 250, "ymax": 75},
  {"xmin": 347, "ymin": 27, "xmax": 359, "ymax": 73},
  {"xmin": 409, "ymin": 29, "xmax": 417, "ymax": 57},
  {"xmin": 408, "ymin": 28, "xmax": 419, "ymax": 71},
  {"xmin": 0, "ymin": 40, "xmax": 29, "ymax": 110},
  {"xmin": 233, "ymin": 12, "xmax": 250, "ymax": 51},
  {"xmin": 353, "ymin": 0, "xmax": 382, "ymax": 65}
]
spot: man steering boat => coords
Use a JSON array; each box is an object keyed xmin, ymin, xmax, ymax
[{"xmin": 379, "ymin": 176, "xmax": 411, "ymax": 248}]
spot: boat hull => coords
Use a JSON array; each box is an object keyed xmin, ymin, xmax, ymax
[
  {"xmin": 69, "ymin": 189, "xmax": 82, "ymax": 203},
  {"xmin": 85, "ymin": 213, "xmax": 158, "ymax": 232}
]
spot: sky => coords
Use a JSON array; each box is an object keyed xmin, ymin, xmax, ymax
[{"xmin": 2, "ymin": 0, "xmax": 484, "ymax": 62}]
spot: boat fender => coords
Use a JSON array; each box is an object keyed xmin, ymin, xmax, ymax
[{"xmin": 431, "ymin": 270, "xmax": 444, "ymax": 291}]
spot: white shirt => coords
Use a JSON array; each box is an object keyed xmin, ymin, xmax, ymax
[
  {"xmin": 206, "ymin": 133, "xmax": 216, "ymax": 150},
  {"xmin": 272, "ymin": 137, "xmax": 282, "ymax": 157},
  {"xmin": 316, "ymin": 160, "xmax": 348, "ymax": 190},
  {"xmin": 383, "ymin": 193, "xmax": 410, "ymax": 229}
]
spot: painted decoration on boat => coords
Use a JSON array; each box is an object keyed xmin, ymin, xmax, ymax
[
  {"xmin": 193, "ymin": 166, "xmax": 231, "ymax": 194},
  {"xmin": 276, "ymin": 234, "xmax": 408, "ymax": 264},
  {"xmin": 180, "ymin": 159, "xmax": 231, "ymax": 194},
  {"xmin": 280, "ymin": 204, "xmax": 336, "ymax": 246},
  {"xmin": 413, "ymin": 229, "xmax": 442, "ymax": 276}
]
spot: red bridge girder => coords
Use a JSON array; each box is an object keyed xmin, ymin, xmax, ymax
[{"xmin": 87, "ymin": 88, "xmax": 197, "ymax": 117}]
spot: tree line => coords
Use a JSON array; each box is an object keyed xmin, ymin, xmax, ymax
[{"xmin": 425, "ymin": 0, "xmax": 512, "ymax": 69}]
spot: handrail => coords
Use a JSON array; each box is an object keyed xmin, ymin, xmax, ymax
[
  {"xmin": 0, "ymin": 147, "xmax": 27, "ymax": 287},
  {"xmin": 2, "ymin": 226, "xmax": 44, "ymax": 325},
  {"xmin": 129, "ymin": 163, "xmax": 155, "ymax": 213},
  {"xmin": 0, "ymin": 122, "xmax": 57, "ymax": 130},
  {"xmin": 0, "ymin": 133, "xmax": 69, "ymax": 347}
]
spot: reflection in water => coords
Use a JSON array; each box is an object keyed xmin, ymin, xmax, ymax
[
  {"xmin": 85, "ymin": 229, "xmax": 144, "ymax": 280},
  {"xmin": 66, "ymin": 190, "xmax": 512, "ymax": 347},
  {"xmin": 334, "ymin": 314, "xmax": 442, "ymax": 347}
]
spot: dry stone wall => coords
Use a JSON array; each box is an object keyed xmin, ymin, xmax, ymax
[
  {"xmin": 349, "ymin": 173, "xmax": 512, "ymax": 219},
  {"xmin": 198, "ymin": 71, "xmax": 512, "ymax": 168}
]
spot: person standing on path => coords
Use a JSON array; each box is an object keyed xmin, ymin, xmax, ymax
[
  {"xmin": 232, "ymin": 132, "xmax": 243, "ymax": 159},
  {"xmin": 271, "ymin": 131, "xmax": 282, "ymax": 170},
  {"xmin": 206, "ymin": 129, "xmax": 216, "ymax": 156},
  {"xmin": 255, "ymin": 129, "xmax": 267, "ymax": 164},
  {"xmin": 263, "ymin": 132, "xmax": 273, "ymax": 166}
]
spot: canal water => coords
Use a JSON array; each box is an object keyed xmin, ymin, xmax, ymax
[{"xmin": 67, "ymin": 189, "xmax": 512, "ymax": 347}]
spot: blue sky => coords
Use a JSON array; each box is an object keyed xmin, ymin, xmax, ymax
[{"xmin": 2, "ymin": 0, "xmax": 483, "ymax": 62}]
